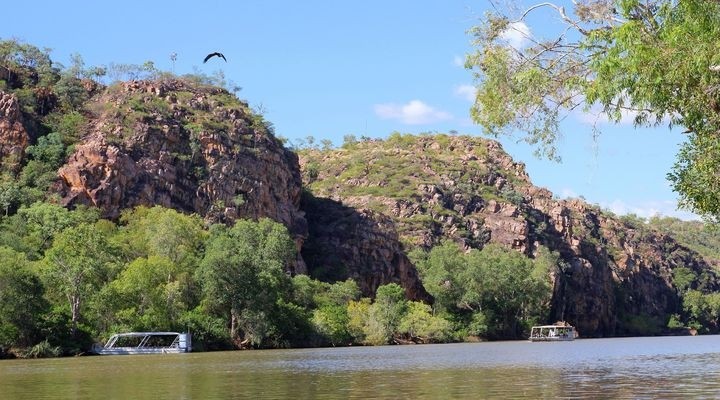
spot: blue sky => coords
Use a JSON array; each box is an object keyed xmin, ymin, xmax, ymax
[{"xmin": 2, "ymin": 1, "xmax": 697, "ymax": 220}]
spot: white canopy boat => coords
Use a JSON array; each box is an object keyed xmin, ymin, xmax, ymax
[
  {"xmin": 529, "ymin": 325, "xmax": 576, "ymax": 342},
  {"xmin": 92, "ymin": 332, "xmax": 191, "ymax": 355}
]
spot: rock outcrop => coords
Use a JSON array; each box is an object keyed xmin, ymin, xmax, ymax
[
  {"xmin": 302, "ymin": 194, "xmax": 430, "ymax": 300},
  {"xmin": 6, "ymin": 66, "xmax": 715, "ymax": 337},
  {"xmin": 300, "ymin": 135, "xmax": 720, "ymax": 336},
  {"xmin": 54, "ymin": 79, "xmax": 308, "ymax": 273},
  {"xmin": 0, "ymin": 91, "xmax": 29, "ymax": 172},
  {"xmin": 42, "ymin": 78, "xmax": 432, "ymax": 293}
]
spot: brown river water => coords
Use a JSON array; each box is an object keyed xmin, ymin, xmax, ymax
[{"xmin": 1, "ymin": 335, "xmax": 719, "ymax": 399}]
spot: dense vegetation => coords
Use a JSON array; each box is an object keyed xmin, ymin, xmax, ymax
[
  {"xmin": 410, "ymin": 242, "xmax": 555, "ymax": 340},
  {"xmin": 4, "ymin": 36, "xmax": 720, "ymax": 358},
  {"xmin": 0, "ymin": 203, "xmax": 555, "ymax": 357},
  {"xmin": 647, "ymin": 216, "xmax": 720, "ymax": 266},
  {"xmin": 0, "ymin": 39, "xmax": 562, "ymax": 357},
  {"xmin": 298, "ymin": 132, "xmax": 527, "ymax": 250},
  {"xmin": 467, "ymin": 0, "xmax": 720, "ymax": 221}
]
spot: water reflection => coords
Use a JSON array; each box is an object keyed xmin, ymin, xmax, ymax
[{"xmin": 2, "ymin": 336, "xmax": 720, "ymax": 399}]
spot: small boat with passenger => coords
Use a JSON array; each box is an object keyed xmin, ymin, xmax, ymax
[
  {"xmin": 529, "ymin": 324, "xmax": 576, "ymax": 342},
  {"xmin": 92, "ymin": 332, "xmax": 191, "ymax": 355}
]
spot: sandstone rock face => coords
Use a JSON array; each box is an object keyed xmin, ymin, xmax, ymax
[
  {"xmin": 55, "ymin": 79, "xmax": 309, "ymax": 272},
  {"xmin": 50, "ymin": 78, "xmax": 431, "ymax": 293},
  {"xmin": 519, "ymin": 186, "xmax": 715, "ymax": 336},
  {"xmin": 36, "ymin": 77, "xmax": 720, "ymax": 335},
  {"xmin": 0, "ymin": 91, "xmax": 29, "ymax": 172},
  {"xmin": 300, "ymin": 135, "xmax": 720, "ymax": 336},
  {"xmin": 301, "ymin": 195, "xmax": 429, "ymax": 300}
]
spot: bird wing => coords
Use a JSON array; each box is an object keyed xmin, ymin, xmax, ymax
[
  {"xmin": 219, "ymin": 53, "xmax": 227, "ymax": 62},
  {"xmin": 203, "ymin": 53, "xmax": 215, "ymax": 63}
]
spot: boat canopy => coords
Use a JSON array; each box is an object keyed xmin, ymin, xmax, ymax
[{"xmin": 94, "ymin": 332, "xmax": 191, "ymax": 355}]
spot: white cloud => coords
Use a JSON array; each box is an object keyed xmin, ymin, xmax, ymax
[
  {"xmin": 453, "ymin": 55, "xmax": 464, "ymax": 67},
  {"xmin": 574, "ymin": 97, "xmax": 677, "ymax": 126},
  {"xmin": 454, "ymin": 84, "xmax": 477, "ymax": 102},
  {"xmin": 556, "ymin": 190, "xmax": 698, "ymax": 220},
  {"xmin": 576, "ymin": 107, "xmax": 639, "ymax": 126},
  {"xmin": 559, "ymin": 188, "xmax": 579, "ymax": 199},
  {"xmin": 601, "ymin": 199, "xmax": 700, "ymax": 221},
  {"xmin": 374, "ymin": 100, "xmax": 453, "ymax": 125},
  {"xmin": 500, "ymin": 21, "xmax": 531, "ymax": 49}
]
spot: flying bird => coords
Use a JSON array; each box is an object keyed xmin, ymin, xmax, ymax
[{"xmin": 204, "ymin": 52, "xmax": 227, "ymax": 63}]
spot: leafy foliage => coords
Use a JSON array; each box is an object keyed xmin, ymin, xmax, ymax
[
  {"xmin": 467, "ymin": 1, "xmax": 720, "ymax": 219},
  {"xmin": 647, "ymin": 216, "xmax": 720, "ymax": 263},
  {"xmin": 199, "ymin": 218, "xmax": 296, "ymax": 347},
  {"xmin": 0, "ymin": 247, "xmax": 48, "ymax": 348},
  {"xmin": 412, "ymin": 241, "xmax": 553, "ymax": 339},
  {"xmin": 41, "ymin": 222, "xmax": 119, "ymax": 335},
  {"xmin": 683, "ymin": 289, "xmax": 720, "ymax": 332}
]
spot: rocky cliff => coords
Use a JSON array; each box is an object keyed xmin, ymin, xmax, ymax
[
  {"xmin": 301, "ymin": 193, "xmax": 429, "ymax": 301},
  {"xmin": 0, "ymin": 74, "xmax": 430, "ymax": 298},
  {"xmin": 299, "ymin": 134, "xmax": 720, "ymax": 336},
  {"xmin": 49, "ymin": 79, "xmax": 309, "ymax": 272},
  {"xmin": 0, "ymin": 92, "xmax": 29, "ymax": 173},
  {"xmin": 3, "ymin": 59, "xmax": 718, "ymax": 336}
]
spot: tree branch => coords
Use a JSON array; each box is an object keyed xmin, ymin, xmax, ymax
[{"xmin": 514, "ymin": 2, "xmax": 590, "ymax": 36}]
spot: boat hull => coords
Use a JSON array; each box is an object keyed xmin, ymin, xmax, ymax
[
  {"xmin": 93, "ymin": 346, "xmax": 187, "ymax": 355},
  {"xmin": 528, "ymin": 336, "xmax": 575, "ymax": 342},
  {"xmin": 92, "ymin": 332, "xmax": 191, "ymax": 355}
]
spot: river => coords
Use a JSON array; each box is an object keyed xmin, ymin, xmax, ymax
[{"xmin": 2, "ymin": 335, "xmax": 720, "ymax": 399}]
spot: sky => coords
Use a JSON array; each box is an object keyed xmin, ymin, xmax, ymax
[{"xmin": 1, "ymin": 0, "xmax": 698, "ymax": 220}]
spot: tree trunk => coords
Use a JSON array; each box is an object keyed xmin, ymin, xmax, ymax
[
  {"xmin": 230, "ymin": 308, "xmax": 242, "ymax": 348},
  {"xmin": 70, "ymin": 295, "xmax": 81, "ymax": 337}
]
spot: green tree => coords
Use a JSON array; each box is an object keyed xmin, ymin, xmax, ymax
[
  {"xmin": 414, "ymin": 242, "xmax": 553, "ymax": 339},
  {"xmin": 17, "ymin": 202, "xmax": 99, "ymax": 259},
  {"xmin": 97, "ymin": 255, "xmax": 194, "ymax": 333},
  {"xmin": 672, "ymin": 267, "xmax": 697, "ymax": 293},
  {"xmin": 15, "ymin": 131, "xmax": 75, "ymax": 211},
  {"xmin": 320, "ymin": 139, "xmax": 334, "ymax": 150},
  {"xmin": 292, "ymin": 276, "xmax": 360, "ymax": 346},
  {"xmin": 304, "ymin": 278, "xmax": 360, "ymax": 346},
  {"xmin": 199, "ymin": 218, "xmax": 295, "ymax": 347},
  {"xmin": 342, "ymin": 134, "xmax": 358, "ymax": 149},
  {"xmin": 291, "ymin": 274, "xmax": 324, "ymax": 309},
  {"xmin": 0, "ymin": 247, "xmax": 48, "ymax": 348},
  {"xmin": 116, "ymin": 206, "xmax": 206, "ymax": 268},
  {"xmin": 466, "ymin": 1, "xmax": 720, "ymax": 220},
  {"xmin": 0, "ymin": 39, "xmax": 57, "ymax": 90},
  {"xmin": 44, "ymin": 110, "xmax": 87, "ymax": 146},
  {"xmin": 312, "ymin": 304, "xmax": 351, "ymax": 346},
  {"xmin": 410, "ymin": 241, "xmax": 468, "ymax": 313},
  {"xmin": 346, "ymin": 298, "xmax": 370, "ymax": 343},
  {"xmin": 683, "ymin": 289, "xmax": 720, "ymax": 331},
  {"xmin": 397, "ymin": 301, "xmax": 453, "ymax": 343},
  {"xmin": 365, "ymin": 283, "xmax": 407, "ymax": 345},
  {"xmin": 325, "ymin": 279, "xmax": 361, "ymax": 306},
  {"xmin": 0, "ymin": 178, "xmax": 21, "ymax": 217},
  {"xmin": 54, "ymin": 55, "xmax": 88, "ymax": 110},
  {"xmin": 42, "ymin": 222, "xmax": 117, "ymax": 336}
]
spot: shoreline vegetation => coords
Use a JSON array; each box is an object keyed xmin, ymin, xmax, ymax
[
  {"xmin": 2, "ymin": 38, "xmax": 720, "ymax": 359},
  {"xmin": 0, "ymin": 204, "xmax": 552, "ymax": 359},
  {"xmin": 0, "ymin": 204, "xmax": 704, "ymax": 361}
]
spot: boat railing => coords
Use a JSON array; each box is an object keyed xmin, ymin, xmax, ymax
[
  {"xmin": 529, "ymin": 325, "xmax": 576, "ymax": 341},
  {"xmin": 93, "ymin": 332, "xmax": 191, "ymax": 355}
]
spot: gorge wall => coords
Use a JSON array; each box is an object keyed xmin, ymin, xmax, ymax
[
  {"xmin": 3, "ymin": 72, "xmax": 717, "ymax": 337},
  {"xmin": 299, "ymin": 135, "xmax": 719, "ymax": 336}
]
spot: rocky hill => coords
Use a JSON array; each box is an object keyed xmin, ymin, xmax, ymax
[
  {"xmin": 299, "ymin": 134, "xmax": 720, "ymax": 336},
  {"xmin": 2, "ymin": 43, "xmax": 719, "ymax": 337},
  {"xmin": 0, "ymin": 61, "xmax": 428, "ymax": 299}
]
